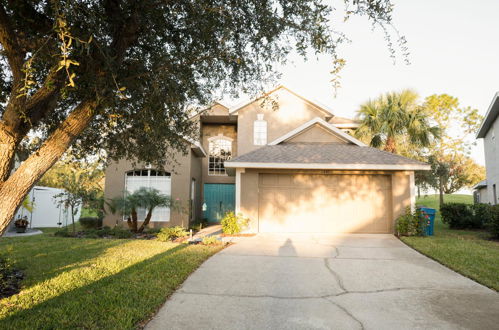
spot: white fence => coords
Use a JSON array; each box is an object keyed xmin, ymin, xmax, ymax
[{"xmin": 10, "ymin": 186, "xmax": 82, "ymax": 229}]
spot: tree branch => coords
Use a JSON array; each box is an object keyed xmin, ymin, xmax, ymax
[
  {"xmin": 25, "ymin": 68, "xmax": 64, "ymax": 124},
  {"xmin": 105, "ymin": 1, "xmax": 141, "ymax": 64},
  {"xmin": 0, "ymin": 4, "xmax": 25, "ymax": 81},
  {"xmin": 8, "ymin": 0, "xmax": 53, "ymax": 34}
]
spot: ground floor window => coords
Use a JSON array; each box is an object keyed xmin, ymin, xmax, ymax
[{"xmin": 125, "ymin": 169, "xmax": 171, "ymax": 222}]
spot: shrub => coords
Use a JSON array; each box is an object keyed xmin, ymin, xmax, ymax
[
  {"xmin": 473, "ymin": 203, "xmax": 494, "ymax": 226},
  {"xmin": 396, "ymin": 207, "xmax": 425, "ymax": 236},
  {"xmin": 190, "ymin": 218, "xmax": 209, "ymax": 232},
  {"xmin": 201, "ymin": 235, "xmax": 221, "ymax": 245},
  {"xmin": 441, "ymin": 203, "xmax": 489, "ymax": 229},
  {"xmin": 110, "ymin": 227, "xmax": 134, "ymax": 239},
  {"xmin": 0, "ymin": 257, "xmax": 22, "ymax": 299},
  {"xmin": 54, "ymin": 229, "xmax": 73, "ymax": 237},
  {"xmin": 489, "ymin": 205, "xmax": 499, "ymax": 238},
  {"xmin": 54, "ymin": 226, "xmax": 134, "ymax": 239},
  {"xmin": 440, "ymin": 203, "xmax": 474, "ymax": 229},
  {"xmin": 144, "ymin": 227, "xmax": 161, "ymax": 235},
  {"xmin": 156, "ymin": 226, "xmax": 189, "ymax": 242},
  {"xmin": 221, "ymin": 212, "xmax": 249, "ymax": 235},
  {"xmin": 79, "ymin": 217, "xmax": 103, "ymax": 229}
]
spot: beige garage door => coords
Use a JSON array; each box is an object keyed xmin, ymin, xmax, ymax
[{"xmin": 258, "ymin": 173, "xmax": 393, "ymax": 233}]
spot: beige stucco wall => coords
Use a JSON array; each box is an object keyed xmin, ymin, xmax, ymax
[
  {"xmin": 483, "ymin": 117, "xmax": 499, "ymax": 205},
  {"xmin": 286, "ymin": 124, "xmax": 350, "ymax": 144},
  {"xmin": 201, "ymin": 124, "xmax": 237, "ymax": 184},
  {"xmin": 236, "ymin": 88, "xmax": 331, "ymax": 155},
  {"xmin": 239, "ymin": 170, "xmax": 259, "ymax": 232},
  {"xmin": 238, "ymin": 169, "xmax": 412, "ymax": 234},
  {"xmin": 207, "ymin": 103, "xmax": 229, "ymax": 116},
  {"xmin": 190, "ymin": 152, "xmax": 203, "ymax": 222},
  {"xmin": 104, "ymin": 149, "xmax": 199, "ymax": 229},
  {"xmin": 391, "ymin": 171, "xmax": 412, "ymax": 223}
]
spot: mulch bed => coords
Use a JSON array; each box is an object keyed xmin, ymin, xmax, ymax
[
  {"xmin": 0, "ymin": 260, "xmax": 24, "ymax": 299},
  {"xmin": 220, "ymin": 233, "xmax": 256, "ymax": 237}
]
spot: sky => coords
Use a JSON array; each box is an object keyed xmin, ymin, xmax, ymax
[{"xmin": 244, "ymin": 0, "xmax": 499, "ymax": 166}]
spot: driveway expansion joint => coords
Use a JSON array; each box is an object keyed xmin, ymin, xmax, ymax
[
  {"xmin": 176, "ymin": 290, "xmax": 339, "ymax": 300},
  {"xmin": 177, "ymin": 286, "xmax": 458, "ymax": 301}
]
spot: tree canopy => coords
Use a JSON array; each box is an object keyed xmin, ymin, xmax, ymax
[
  {"xmin": 355, "ymin": 90, "xmax": 484, "ymax": 204},
  {"xmin": 0, "ymin": 0, "xmax": 400, "ymax": 234},
  {"xmin": 355, "ymin": 89, "xmax": 440, "ymax": 153},
  {"xmin": 416, "ymin": 94, "xmax": 484, "ymax": 203}
]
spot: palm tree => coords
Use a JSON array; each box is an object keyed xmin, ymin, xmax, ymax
[
  {"xmin": 112, "ymin": 187, "xmax": 175, "ymax": 233},
  {"xmin": 355, "ymin": 90, "xmax": 440, "ymax": 154}
]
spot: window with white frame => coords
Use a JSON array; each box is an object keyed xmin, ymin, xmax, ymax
[
  {"xmin": 254, "ymin": 114, "xmax": 267, "ymax": 145},
  {"xmin": 125, "ymin": 169, "xmax": 171, "ymax": 222},
  {"xmin": 208, "ymin": 137, "xmax": 232, "ymax": 176}
]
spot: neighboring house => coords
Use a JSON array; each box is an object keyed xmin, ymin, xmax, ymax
[
  {"xmin": 476, "ymin": 93, "xmax": 499, "ymax": 205},
  {"xmin": 472, "ymin": 180, "xmax": 488, "ymax": 204},
  {"xmin": 104, "ymin": 85, "xmax": 429, "ymax": 233}
]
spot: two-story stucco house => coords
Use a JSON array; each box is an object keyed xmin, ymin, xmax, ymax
[
  {"xmin": 475, "ymin": 93, "xmax": 499, "ymax": 205},
  {"xmin": 104, "ymin": 86, "xmax": 429, "ymax": 233}
]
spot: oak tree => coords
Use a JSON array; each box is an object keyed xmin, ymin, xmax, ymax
[{"xmin": 0, "ymin": 0, "xmax": 397, "ymax": 234}]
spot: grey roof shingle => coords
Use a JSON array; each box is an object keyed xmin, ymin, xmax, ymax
[
  {"xmin": 472, "ymin": 180, "xmax": 487, "ymax": 189},
  {"xmin": 226, "ymin": 143, "xmax": 426, "ymax": 166}
]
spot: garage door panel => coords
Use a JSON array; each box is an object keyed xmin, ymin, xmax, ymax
[{"xmin": 258, "ymin": 174, "xmax": 392, "ymax": 234}]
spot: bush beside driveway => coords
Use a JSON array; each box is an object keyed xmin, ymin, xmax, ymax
[
  {"xmin": 401, "ymin": 194, "xmax": 499, "ymax": 291},
  {"xmin": 0, "ymin": 230, "xmax": 223, "ymax": 328}
]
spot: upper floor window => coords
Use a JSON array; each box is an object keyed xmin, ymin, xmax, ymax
[
  {"xmin": 208, "ymin": 136, "xmax": 232, "ymax": 176},
  {"xmin": 254, "ymin": 114, "xmax": 267, "ymax": 145}
]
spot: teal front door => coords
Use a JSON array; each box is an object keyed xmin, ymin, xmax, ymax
[{"xmin": 204, "ymin": 184, "xmax": 235, "ymax": 223}]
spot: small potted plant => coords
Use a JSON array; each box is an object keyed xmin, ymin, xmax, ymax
[{"xmin": 14, "ymin": 216, "xmax": 29, "ymax": 233}]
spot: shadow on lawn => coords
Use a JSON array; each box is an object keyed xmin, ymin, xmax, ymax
[
  {"xmin": 0, "ymin": 244, "xmax": 191, "ymax": 329},
  {"xmin": 0, "ymin": 235, "xmax": 130, "ymax": 290}
]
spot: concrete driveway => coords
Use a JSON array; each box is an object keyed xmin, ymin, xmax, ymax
[{"xmin": 146, "ymin": 234, "xmax": 499, "ymax": 330}]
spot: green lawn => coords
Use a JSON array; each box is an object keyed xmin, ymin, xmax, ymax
[
  {"xmin": 0, "ymin": 231, "xmax": 223, "ymax": 329},
  {"xmin": 401, "ymin": 194, "xmax": 499, "ymax": 291}
]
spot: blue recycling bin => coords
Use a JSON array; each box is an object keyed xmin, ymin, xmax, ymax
[{"xmin": 419, "ymin": 207, "xmax": 436, "ymax": 236}]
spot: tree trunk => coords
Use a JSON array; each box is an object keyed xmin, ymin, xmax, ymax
[
  {"xmin": 0, "ymin": 100, "xmax": 97, "ymax": 236},
  {"xmin": 127, "ymin": 208, "xmax": 138, "ymax": 232},
  {"xmin": 0, "ymin": 127, "xmax": 17, "ymax": 182},
  {"xmin": 417, "ymin": 186, "xmax": 421, "ymax": 198},
  {"xmin": 71, "ymin": 204, "xmax": 75, "ymax": 235},
  {"xmin": 439, "ymin": 176, "xmax": 444, "ymax": 209},
  {"xmin": 384, "ymin": 136, "xmax": 397, "ymax": 153},
  {"xmin": 138, "ymin": 207, "xmax": 153, "ymax": 233}
]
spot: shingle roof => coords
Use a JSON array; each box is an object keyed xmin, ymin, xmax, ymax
[
  {"xmin": 226, "ymin": 143, "xmax": 427, "ymax": 167},
  {"xmin": 477, "ymin": 92, "xmax": 499, "ymax": 138},
  {"xmin": 330, "ymin": 116, "xmax": 359, "ymax": 125},
  {"xmin": 472, "ymin": 180, "xmax": 487, "ymax": 189}
]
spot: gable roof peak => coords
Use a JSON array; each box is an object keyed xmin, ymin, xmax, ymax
[
  {"xmin": 268, "ymin": 117, "xmax": 366, "ymax": 147},
  {"xmin": 228, "ymin": 84, "xmax": 335, "ymax": 117}
]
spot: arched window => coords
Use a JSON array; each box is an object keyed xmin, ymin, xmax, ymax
[
  {"xmin": 254, "ymin": 113, "xmax": 267, "ymax": 145},
  {"xmin": 208, "ymin": 136, "xmax": 232, "ymax": 176},
  {"xmin": 125, "ymin": 169, "xmax": 171, "ymax": 222}
]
